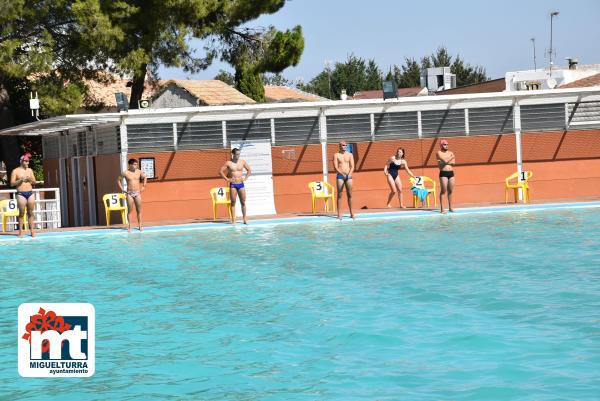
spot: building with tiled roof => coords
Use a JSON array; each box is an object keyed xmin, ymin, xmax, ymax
[
  {"xmin": 559, "ymin": 72, "xmax": 600, "ymax": 88},
  {"xmin": 81, "ymin": 73, "xmax": 161, "ymax": 112},
  {"xmin": 351, "ymin": 87, "xmax": 428, "ymax": 100},
  {"xmin": 264, "ymin": 85, "xmax": 326, "ymax": 102},
  {"xmin": 152, "ymin": 80, "xmax": 255, "ymax": 108}
]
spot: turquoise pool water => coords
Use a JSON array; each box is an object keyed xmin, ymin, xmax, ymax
[{"xmin": 1, "ymin": 206, "xmax": 599, "ymax": 400}]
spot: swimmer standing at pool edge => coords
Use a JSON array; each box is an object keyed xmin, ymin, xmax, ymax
[
  {"xmin": 436, "ymin": 139, "xmax": 455, "ymax": 214},
  {"xmin": 10, "ymin": 154, "xmax": 36, "ymax": 238},
  {"xmin": 220, "ymin": 148, "xmax": 252, "ymax": 225},
  {"xmin": 333, "ymin": 140, "xmax": 355, "ymax": 220}
]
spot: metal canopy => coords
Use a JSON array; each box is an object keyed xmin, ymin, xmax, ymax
[{"xmin": 0, "ymin": 114, "xmax": 120, "ymax": 136}]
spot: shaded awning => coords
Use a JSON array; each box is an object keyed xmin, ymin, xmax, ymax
[{"xmin": 0, "ymin": 113, "xmax": 120, "ymax": 136}]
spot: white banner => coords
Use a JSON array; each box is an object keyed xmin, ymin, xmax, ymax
[{"xmin": 230, "ymin": 140, "xmax": 277, "ymax": 216}]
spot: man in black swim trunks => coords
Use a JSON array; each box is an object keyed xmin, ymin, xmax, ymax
[
  {"xmin": 9, "ymin": 154, "xmax": 36, "ymax": 237},
  {"xmin": 436, "ymin": 139, "xmax": 455, "ymax": 214}
]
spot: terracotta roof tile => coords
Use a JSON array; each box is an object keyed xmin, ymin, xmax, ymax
[
  {"xmin": 559, "ymin": 73, "xmax": 600, "ymax": 88},
  {"xmin": 82, "ymin": 75, "xmax": 255, "ymax": 110},
  {"xmin": 161, "ymin": 79, "xmax": 255, "ymax": 105},
  {"xmin": 82, "ymin": 73, "xmax": 161, "ymax": 110},
  {"xmin": 264, "ymin": 85, "xmax": 326, "ymax": 102}
]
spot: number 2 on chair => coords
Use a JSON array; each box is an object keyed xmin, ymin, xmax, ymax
[{"xmin": 414, "ymin": 176, "xmax": 424, "ymax": 186}]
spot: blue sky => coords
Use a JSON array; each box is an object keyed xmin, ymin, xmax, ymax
[{"xmin": 159, "ymin": 0, "xmax": 600, "ymax": 83}]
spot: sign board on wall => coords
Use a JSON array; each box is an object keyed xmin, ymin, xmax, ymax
[
  {"xmin": 230, "ymin": 140, "xmax": 277, "ymax": 216},
  {"xmin": 139, "ymin": 157, "xmax": 156, "ymax": 179}
]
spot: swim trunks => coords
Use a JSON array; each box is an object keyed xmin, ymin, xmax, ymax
[
  {"xmin": 17, "ymin": 191, "xmax": 33, "ymax": 200},
  {"xmin": 439, "ymin": 171, "xmax": 455, "ymax": 179},
  {"xmin": 336, "ymin": 173, "xmax": 352, "ymax": 181},
  {"xmin": 127, "ymin": 190, "xmax": 141, "ymax": 199},
  {"xmin": 230, "ymin": 182, "xmax": 245, "ymax": 190}
]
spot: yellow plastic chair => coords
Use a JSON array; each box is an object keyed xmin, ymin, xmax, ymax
[
  {"xmin": 0, "ymin": 198, "xmax": 28, "ymax": 232},
  {"xmin": 505, "ymin": 171, "xmax": 533, "ymax": 203},
  {"xmin": 409, "ymin": 176, "xmax": 437, "ymax": 208},
  {"xmin": 308, "ymin": 181, "xmax": 335, "ymax": 214},
  {"xmin": 102, "ymin": 193, "xmax": 128, "ymax": 226},
  {"xmin": 210, "ymin": 187, "xmax": 232, "ymax": 220}
]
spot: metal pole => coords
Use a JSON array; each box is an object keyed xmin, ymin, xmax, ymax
[
  {"xmin": 549, "ymin": 11, "xmax": 559, "ymax": 77},
  {"xmin": 513, "ymin": 101, "xmax": 524, "ymax": 201},
  {"xmin": 319, "ymin": 109, "xmax": 328, "ymax": 183},
  {"xmin": 531, "ymin": 38, "xmax": 537, "ymax": 70},
  {"xmin": 119, "ymin": 116, "xmax": 128, "ymax": 182}
]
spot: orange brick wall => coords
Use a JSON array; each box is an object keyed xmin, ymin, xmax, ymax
[{"xmin": 45, "ymin": 129, "xmax": 600, "ymax": 224}]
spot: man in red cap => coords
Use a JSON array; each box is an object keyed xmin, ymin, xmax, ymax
[
  {"xmin": 333, "ymin": 140, "xmax": 355, "ymax": 219},
  {"xmin": 9, "ymin": 154, "xmax": 37, "ymax": 237},
  {"xmin": 436, "ymin": 139, "xmax": 456, "ymax": 213}
]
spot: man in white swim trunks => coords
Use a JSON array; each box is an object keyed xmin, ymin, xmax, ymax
[{"xmin": 118, "ymin": 158, "xmax": 147, "ymax": 231}]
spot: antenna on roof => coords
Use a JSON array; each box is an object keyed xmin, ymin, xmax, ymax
[
  {"xmin": 530, "ymin": 38, "xmax": 537, "ymax": 71},
  {"xmin": 548, "ymin": 11, "xmax": 559, "ymax": 77}
]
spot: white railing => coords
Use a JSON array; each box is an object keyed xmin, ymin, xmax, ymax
[{"xmin": 0, "ymin": 188, "xmax": 61, "ymax": 230}]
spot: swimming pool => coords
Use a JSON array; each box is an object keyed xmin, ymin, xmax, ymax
[{"xmin": 1, "ymin": 204, "xmax": 599, "ymax": 400}]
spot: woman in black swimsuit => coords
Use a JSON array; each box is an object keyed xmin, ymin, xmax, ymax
[{"xmin": 383, "ymin": 148, "xmax": 415, "ymax": 208}]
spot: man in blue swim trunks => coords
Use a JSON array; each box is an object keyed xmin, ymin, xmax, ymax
[
  {"xmin": 220, "ymin": 148, "xmax": 252, "ymax": 224},
  {"xmin": 333, "ymin": 140, "xmax": 355, "ymax": 220},
  {"xmin": 9, "ymin": 154, "xmax": 36, "ymax": 237}
]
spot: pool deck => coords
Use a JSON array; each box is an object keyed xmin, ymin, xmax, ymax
[{"xmin": 2, "ymin": 198, "xmax": 600, "ymax": 241}]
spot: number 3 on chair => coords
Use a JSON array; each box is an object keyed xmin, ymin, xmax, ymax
[{"xmin": 315, "ymin": 181, "xmax": 323, "ymax": 191}]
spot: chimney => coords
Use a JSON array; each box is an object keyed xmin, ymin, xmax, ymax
[
  {"xmin": 340, "ymin": 89, "xmax": 348, "ymax": 101},
  {"xmin": 566, "ymin": 58, "xmax": 578, "ymax": 70}
]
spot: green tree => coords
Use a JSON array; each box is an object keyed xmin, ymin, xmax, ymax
[
  {"xmin": 364, "ymin": 59, "xmax": 383, "ymax": 90},
  {"xmin": 297, "ymin": 70, "xmax": 331, "ymax": 99},
  {"xmin": 262, "ymin": 72, "xmax": 290, "ymax": 86},
  {"xmin": 451, "ymin": 55, "xmax": 488, "ymax": 86},
  {"xmin": 430, "ymin": 46, "xmax": 453, "ymax": 68},
  {"xmin": 386, "ymin": 47, "xmax": 488, "ymax": 90},
  {"xmin": 1, "ymin": 0, "xmax": 303, "ymax": 113},
  {"xmin": 397, "ymin": 58, "xmax": 421, "ymax": 88},
  {"xmin": 220, "ymin": 25, "xmax": 304, "ymax": 101},
  {"xmin": 214, "ymin": 70, "xmax": 235, "ymax": 86},
  {"xmin": 299, "ymin": 55, "xmax": 384, "ymax": 99},
  {"xmin": 0, "ymin": 0, "xmax": 121, "ymax": 118}
]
